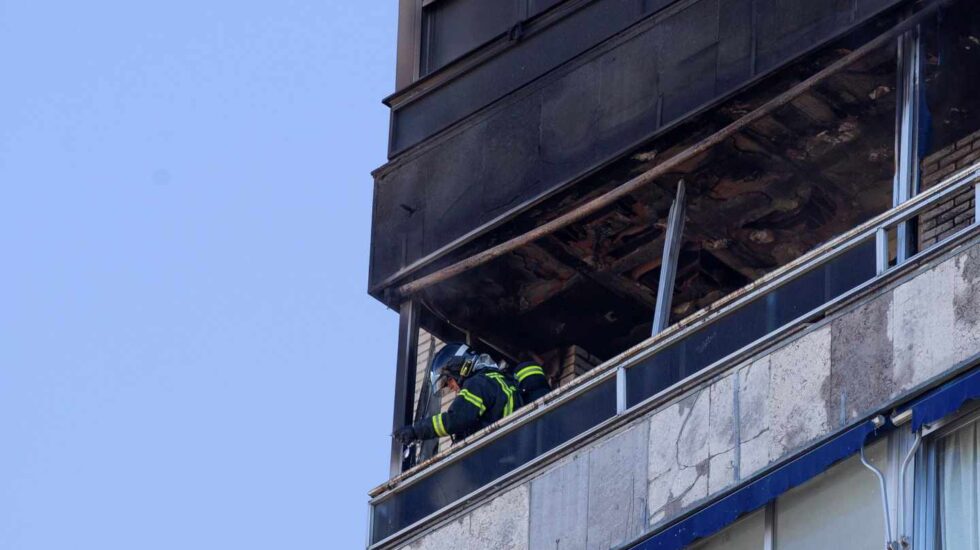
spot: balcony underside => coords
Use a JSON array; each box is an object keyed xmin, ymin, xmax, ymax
[{"xmin": 391, "ymin": 39, "xmax": 899, "ymax": 361}]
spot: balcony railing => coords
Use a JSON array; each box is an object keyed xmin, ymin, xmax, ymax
[{"xmin": 368, "ymin": 162, "xmax": 980, "ymax": 547}]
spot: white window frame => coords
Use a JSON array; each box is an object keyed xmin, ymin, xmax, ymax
[{"xmin": 913, "ymin": 404, "xmax": 980, "ymax": 550}]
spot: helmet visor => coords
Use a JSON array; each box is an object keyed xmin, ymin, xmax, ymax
[{"xmin": 430, "ymin": 369, "xmax": 448, "ymax": 391}]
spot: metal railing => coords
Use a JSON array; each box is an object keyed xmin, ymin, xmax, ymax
[{"xmin": 368, "ymin": 162, "xmax": 980, "ymax": 548}]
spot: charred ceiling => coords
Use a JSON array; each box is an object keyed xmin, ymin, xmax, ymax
[{"xmin": 410, "ymin": 39, "xmax": 899, "ymax": 361}]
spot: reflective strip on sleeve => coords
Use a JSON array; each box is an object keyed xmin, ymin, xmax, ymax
[
  {"xmin": 458, "ymin": 389, "xmax": 487, "ymax": 415},
  {"xmin": 515, "ymin": 365, "xmax": 546, "ymax": 382},
  {"xmin": 485, "ymin": 373, "xmax": 516, "ymax": 417},
  {"xmin": 432, "ymin": 413, "xmax": 449, "ymax": 438}
]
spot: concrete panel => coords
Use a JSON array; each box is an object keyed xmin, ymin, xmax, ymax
[
  {"xmin": 469, "ymin": 485, "xmax": 530, "ymax": 549},
  {"xmin": 768, "ymin": 327, "xmax": 832, "ymax": 457},
  {"xmin": 953, "ymin": 245, "xmax": 980, "ymax": 352},
  {"xmin": 890, "ymin": 260, "xmax": 959, "ymax": 393},
  {"xmin": 400, "ymin": 515, "xmax": 468, "ymax": 550},
  {"xmin": 587, "ymin": 423, "xmax": 650, "ymax": 549},
  {"xmin": 647, "ymin": 389, "xmax": 711, "ymax": 525},
  {"xmin": 401, "ymin": 485, "xmax": 530, "ymax": 550},
  {"xmin": 737, "ymin": 356, "xmax": 771, "ymax": 476},
  {"xmin": 829, "ymin": 293, "xmax": 895, "ymax": 426},
  {"xmin": 709, "ymin": 374, "xmax": 737, "ymax": 456},
  {"xmin": 529, "ymin": 454, "xmax": 590, "ymax": 550},
  {"xmin": 738, "ymin": 328, "xmax": 832, "ymax": 479}
]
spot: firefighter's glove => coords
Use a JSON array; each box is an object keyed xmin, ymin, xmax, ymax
[{"xmin": 393, "ymin": 426, "xmax": 417, "ymax": 445}]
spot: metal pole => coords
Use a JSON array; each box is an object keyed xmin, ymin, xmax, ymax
[
  {"xmin": 974, "ymin": 180, "xmax": 979, "ymax": 226},
  {"xmin": 390, "ymin": 300, "xmax": 420, "ymax": 477},
  {"xmin": 616, "ymin": 366, "xmax": 627, "ymax": 414},
  {"xmin": 763, "ymin": 501, "xmax": 776, "ymax": 550},
  {"xmin": 652, "ymin": 181, "xmax": 686, "ymax": 335},
  {"xmin": 894, "ymin": 26, "xmax": 923, "ymax": 264},
  {"xmin": 876, "ymin": 227, "xmax": 889, "ymax": 276}
]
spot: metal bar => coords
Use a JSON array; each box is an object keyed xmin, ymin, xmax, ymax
[
  {"xmin": 859, "ymin": 420, "xmax": 894, "ymax": 549},
  {"xmin": 894, "ymin": 26, "xmax": 923, "ymax": 264},
  {"xmin": 975, "ymin": 180, "xmax": 979, "ymax": 225},
  {"xmin": 764, "ymin": 501, "xmax": 776, "ymax": 550},
  {"xmin": 876, "ymin": 227, "xmax": 889, "ymax": 276},
  {"xmin": 375, "ymin": 162, "xmax": 980, "ymax": 497},
  {"xmin": 652, "ymin": 181, "xmax": 686, "ymax": 335},
  {"xmin": 616, "ymin": 366, "xmax": 627, "ymax": 414},
  {"xmin": 897, "ymin": 430, "xmax": 921, "ymax": 546},
  {"xmin": 390, "ymin": 300, "xmax": 420, "ymax": 477},
  {"xmin": 389, "ymin": 8, "xmax": 948, "ymax": 300}
]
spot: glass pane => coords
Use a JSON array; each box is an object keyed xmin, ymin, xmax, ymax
[
  {"xmin": 775, "ymin": 440, "xmax": 886, "ymax": 550},
  {"xmin": 421, "ymin": 0, "xmax": 519, "ymax": 75},
  {"xmin": 937, "ymin": 418, "xmax": 980, "ymax": 550},
  {"xmin": 627, "ymin": 238, "xmax": 875, "ymax": 407},
  {"xmin": 371, "ymin": 378, "xmax": 616, "ymax": 543},
  {"xmin": 690, "ymin": 509, "xmax": 765, "ymax": 550}
]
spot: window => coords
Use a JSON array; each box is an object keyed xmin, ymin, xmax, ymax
[
  {"xmin": 419, "ymin": 0, "xmax": 522, "ymax": 76},
  {"xmin": 418, "ymin": 0, "xmax": 569, "ymax": 76},
  {"xmin": 919, "ymin": 411, "xmax": 980, "ymax": 550},
  {"xmin": 935, "ymin": 418, "xmax": 980, "ymax": 548}
]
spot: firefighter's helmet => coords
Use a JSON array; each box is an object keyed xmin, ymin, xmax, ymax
[{"xmin": 429, "ymin": 343, "xmax": 478, "ymax": 390}]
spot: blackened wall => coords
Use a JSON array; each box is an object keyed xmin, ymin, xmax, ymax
[{"xmin": 370, "ymin": 0, "xmax": 903, "ymax": 291}]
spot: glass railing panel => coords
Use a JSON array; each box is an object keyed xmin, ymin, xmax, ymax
[
  {"xmin": 626, "ymin": 238, "xmax": 876, "ymax": 407},
  {"xmin": 371, "ymin": 378, "xmax": 617, "ymax": 543}
]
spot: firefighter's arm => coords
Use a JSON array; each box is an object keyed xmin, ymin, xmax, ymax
[
  {"xmin": 515, "ymin": 362, "xmax": 547, "ymax": 386},
  {"xmin": 412, "ymin": 384, "xmax": 487, "ymax": 440}
]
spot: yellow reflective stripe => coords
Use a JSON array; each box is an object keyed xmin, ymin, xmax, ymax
[
  {"xmin": 458, "ymin": 389, "xmax": 486, "ymax": 414},
  {"xmin": 432, "ymin": 413, "xmax": 449, "ymax": 438},
  {"xmin": 485, "ymin": 373, "xmax": 515, "ymax": 417},
  {"xmin": 515, "ymin": 365, "xmax": 545, "ymax": 382}
]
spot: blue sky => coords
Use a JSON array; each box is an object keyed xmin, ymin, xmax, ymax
[{"xmin": 0, "ymin": 1, "xmax": 398, "ymax": 547}]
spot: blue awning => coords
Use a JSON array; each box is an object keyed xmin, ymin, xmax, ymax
[
  {"xmin": 629, "ymin": 420, "xmax": 883, "ymax": 550},
  {"xmin": 908, "ymin": 366, "xmax": 980, "ymax": 432}
]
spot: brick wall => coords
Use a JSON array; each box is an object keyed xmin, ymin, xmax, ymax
[
  {"xmin": 558, "ymin": 346, "xmax": 602, "ymax": 387},
  {"xmin": 413, "ymin": 329, "xmax": 452, "ymax": 449},
  {"xmin": 918, "ymin": 128, "xmax": 980, "ymax": 248}
]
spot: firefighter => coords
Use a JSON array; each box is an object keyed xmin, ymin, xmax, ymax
[
  {"xmin": 393, "ymin": 343, "xmax": 521, "ymax": 444},
  {"xmin": 513, "ymin": 359, "xmax": 551, "ymax": 404}
]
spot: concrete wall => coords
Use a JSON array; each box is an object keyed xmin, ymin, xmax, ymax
[{"xmin": 392, "ymin": 233, "xmax": 980, "ymax": 550}]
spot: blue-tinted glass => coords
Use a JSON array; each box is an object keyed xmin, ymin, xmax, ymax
[
  {"xmin": 627, "ymin": 238, "xmax": 876, "ymax": 407},
  {"xmin": 371, "ymin": 379, "xmax": 616, "ymax": 543}
]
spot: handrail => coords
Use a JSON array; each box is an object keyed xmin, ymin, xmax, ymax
[{"xmin": 368, "ymin": 161, "xmax": 980, "ymax": 547}]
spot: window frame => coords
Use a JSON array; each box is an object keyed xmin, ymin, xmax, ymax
[{"xmin": 914, "ymin": 404, "xmax": 980, "ymax": 550}]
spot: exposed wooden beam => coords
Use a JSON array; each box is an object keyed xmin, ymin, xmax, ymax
[{"xmin": 535, "ymin": 238, "xmax": 658, "ymax": 310}]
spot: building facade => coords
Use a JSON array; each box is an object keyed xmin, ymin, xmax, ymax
[{"xmin": 367, "ymin": 0, "xmax": 980, "ymax": 548}]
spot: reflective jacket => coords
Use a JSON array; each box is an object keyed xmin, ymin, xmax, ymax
[
  {"xmin": 514, "ymin": 361, "xmax": 551, "ymax": 404},
  {"xmin": 413, "ymin": 369, "xmax": 521, "ymax": 441}
]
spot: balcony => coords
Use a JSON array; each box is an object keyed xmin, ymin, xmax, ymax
[{"xmin": 369, "ymin": 162, "xmax": 980, "ymax": 547}]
